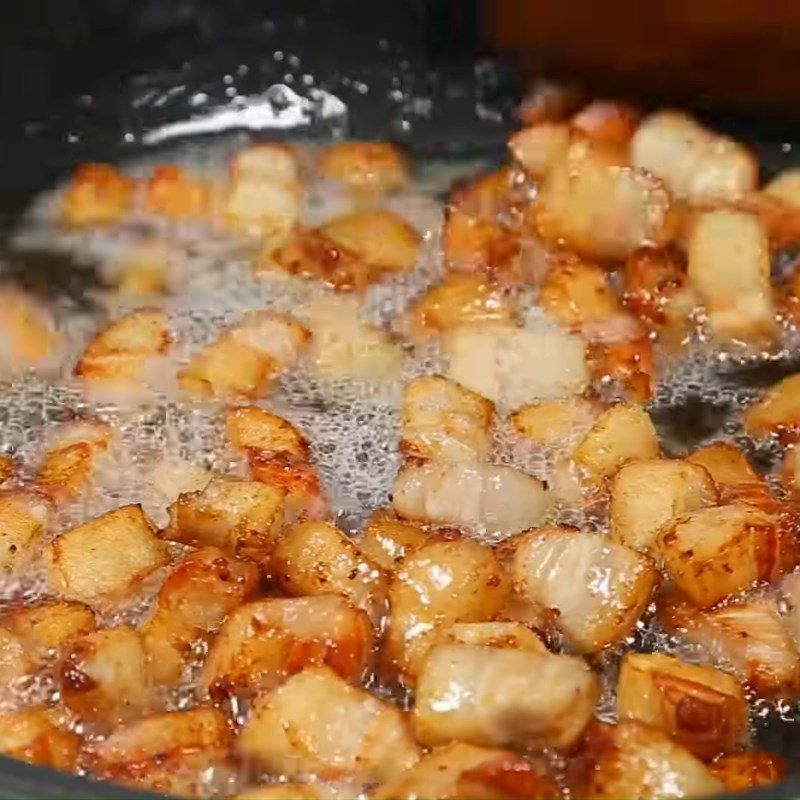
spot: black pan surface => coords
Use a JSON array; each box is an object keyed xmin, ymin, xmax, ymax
[{"xmin": 1, "ymin": 2, "xmax": 799, "ymax": 798}]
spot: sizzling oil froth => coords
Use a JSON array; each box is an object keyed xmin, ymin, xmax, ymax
[{"xmin": 4, "ymin": 137, "xmax": 800, "ymax": 794}]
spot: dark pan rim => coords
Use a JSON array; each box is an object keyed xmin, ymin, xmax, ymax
[
  {"xmin": 0, "ymin": 754, "xmax": 797, "ymax": 800},
  {"xmin": 0, "ymin": 756, "xmax": 159, "ymax": 799}
]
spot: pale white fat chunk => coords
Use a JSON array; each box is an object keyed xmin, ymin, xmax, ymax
[
  {"xmin": 443, "ymin": 322, "xmax": 588, "ymax": 408},
  {"xmin": 392, "ymin": 460, "xmax": 552, "ymax": 537}
]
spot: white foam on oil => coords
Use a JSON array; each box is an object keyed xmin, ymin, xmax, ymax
[{"xmin": 3, "ymin": 137, "xmax": 800, "ymax": 793}]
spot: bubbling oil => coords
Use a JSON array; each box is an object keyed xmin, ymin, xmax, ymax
[{"xmin": 3, "ymin": 140, "xmax": 800, "ymax": 796}]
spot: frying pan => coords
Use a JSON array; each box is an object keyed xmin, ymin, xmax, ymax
[{"xmin": 0, "ymin": 1, "xmax": 798, "ymax": 797}]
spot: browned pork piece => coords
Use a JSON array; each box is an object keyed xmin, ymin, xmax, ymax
[
  {"xmin": 93, "ymin": 708, "xmax": 232, "ymax": 796},
  {"xmin": 413, "ymin": 643, "xmax": 598, "ymax": 750},
  {"xmin": 0, "ymin": 490, "xmax": 53, "ymax": 572},
  {"xmin": 744, "ymin": 373, "xmax": 800, "ymax": 442},
  {"xmin": 46, "ymin": 505, "xmax": 167, "ymax": 605},
  {"xmin": 237, "ymin": 666, "xmax": 419, "ymax": 783},
  {"xmin": 686, "ymin": 442, "xmax": 773, "ymax": 507},
  {"xmin": 404, "ymin": 273, "xmax": 515, "ymax": 342},
  {"xmin": 687, "ymin": 209, "xmax": 776, "ymax": 341},
  {"xmin": 782, "ymin": 447, "xmax": 800, "ymax": 495},
  {"xmin": 509, "ymin": 122, "xmax": 570, "ymax": 179},
  {"xmin": 572, "ymin": 403, "xmax": 660, "ymax": 484},
  {"xmin": 400, "ymin": 375, "xmax": 494, "ymax": 463},
  {"xmin": 161, "ymin": 475, "xmax": 285, "ymax": 561},
  {"xmin": 439, "ymin": 621, "xmax": 547, "ymax": 653},
  {"xmin": 35, "ymin": 418, "xmax": 114, "ymax": 502},
  {"xmin": 271, "ymin": 521, "xmax": 387, "ymax": 622},
  {"xmin": 0, "ymin": 708, "xmax": 80, "ymax": 771},
  {"xmin": 75, "ymin": 310, "xmax": 171, "ymax": 397},
  {"xmin": 443, "ymin": 321, "xmax": 589, "ymax": 408},
  {"xmin": 61, "ymin": 163, "xmax": 134, "ymax": 227},
  {"xmin": 512, "ymin": 397, "xmax": 602, "ymax": 455},
  {"xmin": 0, "ymin": 456, "xmax": 13, "ymax": 486},
  {"xmin": 617, "ymin": 652, "xmax": 748, "ymax": 759},
  {"xmin": 226, "ymin": 405, "xmax": 324, "ymax": 518},
  {"xmin": 631, "ymin": 111, "xmax": 757, "ymax": 205},
  {"xmin": 202, "ymin": 595, "xmax": 373, "ymax": 699},
  {"xmin": 179, "ymin": 312, "xmax": 309, "ymax": 400},
  {"xmin": 661, "ymin": 597, "xmax": 800, "ymax": 698},
  {"xmin": 383, "ymin": 537, "xmax": 508, "ymax": 685},
  {"xmin": 622, "ymin": 245, "xmax": 695, "ymax": 337},
  {"xmin": 143, "ymin": 164, "xmax": 212, "ymax": 222},
  {"xmin": 656, "ymin": 503, "xmax": 796, "ymax": 607},
  {"xmin": 263, "ymin": 210, "xmax": 420, "ymax": 291},
  {"xmin": 140, "ymin": 547, "xmax": 259, "ymax": 684},
  {"xmin": 357, "ymin": 508, "xmax": 429, "ymax": 572},
  {"xmin": 539, "ymin": 256, "xmax": 620, "ymax": 327},
  {"xmin": 511, "ymin": 526, "xmax": 658, "ymax": 652},
  {"xmin": 0, "ymin": 288, "xmax": 61, "ymax": 370},
  {"xmin": 610, "ymin": 459, "xmax": 718, "ymax": 557},
  {"xmin": 374, "ymin": 741, "xmax": 559, "ymax": 800},
  {"xmin": 59, "ymin": 626, "xmax": 151, "ymax": 726},
  {"xmin": 586, "ymin": 326, "xmax": 657, "ymax": 403},
  {"xmin": 320, "ymin": 141, "xmax": 409, "ymax": 198},
  {"xmin": 571, "ymin": 100, "xmax": 640, "ymax": 147},
  {"xmin": 532, "ymin": 139, "xmax": 675, "ymax": 261},
  {"xmin": 442, "ymin": 209, "xmax": 521, "ymax": 282},
  {"xmin": 567, "ymin": 720, "xmax": 724, "ymax": 798},
  {"xmin": 449, "ymin": 165, "xmax": 526, "ymax": 221},
  {"xmin": 224, "ymin": 143, "xmax": 302, "ymax": 240},
  {"xmin": 709, "ymin": 751, "xmax": 787, "ymax": 793},
  {"xmin": 2, "ymin": 600, "xmax": 97, "ymax": 663}
]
